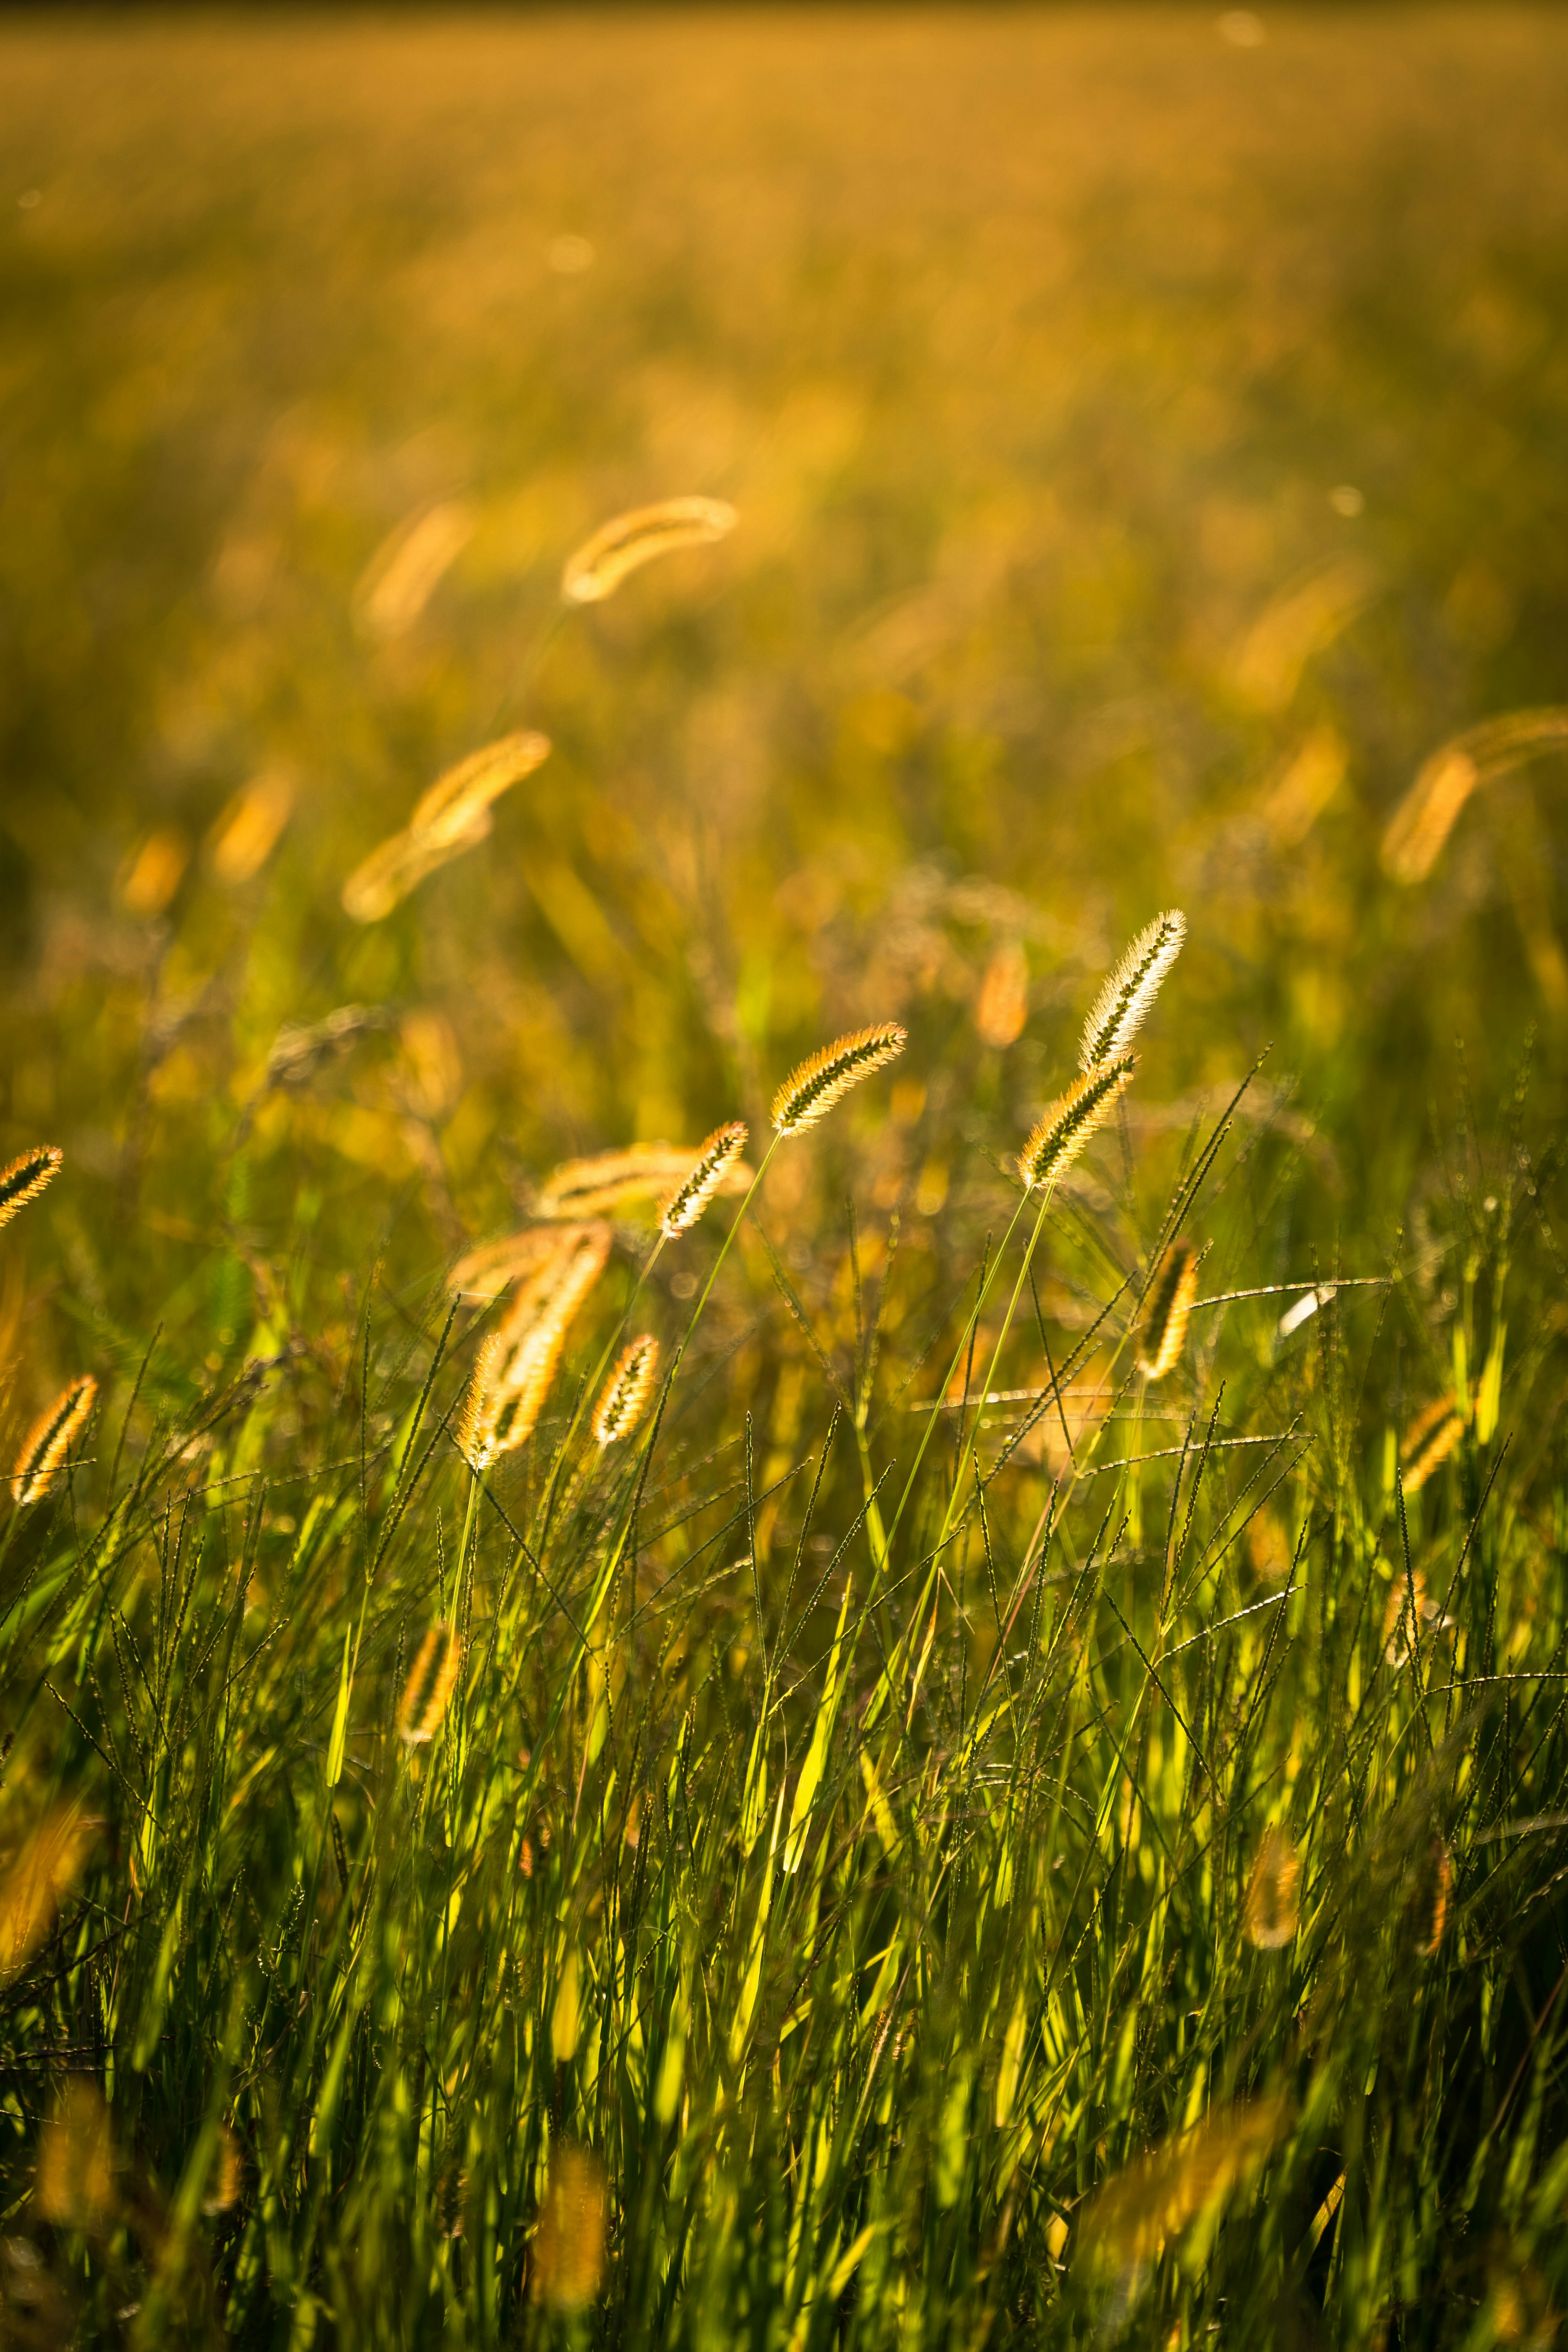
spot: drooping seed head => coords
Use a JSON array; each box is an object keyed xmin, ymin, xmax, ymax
[
  {"xmin": 0, "ymin": 1145, "xmax": 63, "ymax": 1230},
  {"xmin": 396, "ymin": 1622, "xmax": 463, "ymax": 1746},
  {"xmin": 410, "ymin": 730, "xmax": 551, "ymax": 850},
  {"xmin": 1018, "ymin": 1054, "xmax": 1135, "ymax": 1192},
  {"xmin": 561, "ymin": 497, "xmax": 737, "ymax": 605},
  {"xmin": 1136, "ymin": 1241, "xmax": 1199, "ymax": 1380},
  {"xmin": 1383, "ymin": 706, "xmax": 1568, "ymax": 884},
  {"xmin": 593, "ymin": 1336, "xmax": 660, "ymax": 1446},
  {"xmin": 537, "ymin": 1143, "xmax": 737, "ymax": 1223},
  {"xmin": 0, "ymin": 1806, "xmax": 95, "ymax": 1978},
  {"xmin": 1243, "ymin": 1824, "xmax": 1299, "ymax": 1950},
  {"xmin": 1079, "ymin": 911, "xmax": 1187, "ymax": 1073},
  {"xmin": 772, "ymin": 1024, "xmax": 907, "ymax": 1138},
  {"xmin": 1075, "ymin": 2093, "xmax": 1292, "ymax": 2277},
  {"xmin": 1401, "ymin": 1396, "xmax": 1466, "ymax": 1493},
  {"xmin": 11, "ymin": 1374, "xmax": 98, "ymax": 1506},
  {"xmin": 658, "ymin": 1123, "xmax": 751, "ymax": 1235}
]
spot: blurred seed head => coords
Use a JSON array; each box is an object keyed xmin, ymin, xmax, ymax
[
  {"xmin": 1243, "ymin": 1825, "xmax": 1299, "ymax": 1950},
  {"xmin": 1401, "ymin": 1397, "xmax": 1466, "ymax": 1493},
  {"xmin": 0, "ymin": 1808, "xmax": 95, "ymax": 1978},
  {"xmin": 118, "ymin": 828, "xmax": 188, "ymax": 918},
  {"xmin": 396, "ymin": 1624, "xmax": 463, "ymax": 1747},
  {"xmin": 206, "ymin": 771, "xmax": 294, "ymax": 884},
  {"xmin": 1382, "ymin": 708, "xmax": 1568, "ymax": 884},
  {"xmin": 532, "ymin": 2143, "xmax": 606, "ymax": 2311},
  {"xmin": 1076, "ymin": 2093, "xmax": 1291, "ymax": 2274},
  {"xmin": 561, "ymin": 496, "xmax": 736, "ymax": 605},
  {"xmin": 1245, "ymin": 1509, "xmax": 1293, "ymax": 1584},
  {"xmin": 36, "ymin": 2081, "xmax": 113, "ymax": 2230},
  {"xmin": 353, "ymin": 498, "xmax": 476, "ymax": 641},
  {"xmin": 974, "ymin": 939, "xmax": 1029, "ymax": 1049}
]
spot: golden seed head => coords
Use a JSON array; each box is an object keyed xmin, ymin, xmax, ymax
[
  {"xmin": 1137, "ymin": 1241, "xmax": 1199, "ymax": 1381},
  {"xmin": 456, "ymin": 1334, "xmax": 506, "ymax": 1472},
  {"xmin": 203, "ymin": 2125, "xmax": 245, "ymax": 2216},
  {"xmin": 1018, "ymin": 1054, "xmax": 1135, "ymax": 1192},
  {"xmin": 1243, "ymin": 1824, "xmax": 1300, "ymax": 1950},
  {"xmin": 1383, "ymin": 706, "xmax": 1568, "ymax": 884},
  {"xmin": 974, "ymin": 939, "xmax": 1029, "ymax": 1049},
  {"xmin": 396, "ymin": 1623, "xmax": 463, "ymax": 1747},
  {"xmin": 771, "ymin": 1024, "xmax": 907, "ymax": 1138},
  {"xmin": 492, "ymin": 1228, "xmax": 612, "ymax": 1369},
  {"xmin": 1076, "ymin": 2093, "xmax": 1292, "ymax": 2275},
  {"xmin": 0, "ymin": 1806, "xmax": 95, "ymax": 1978},
  {"xmin": 353, "ymin": 497, "xmax": 476, "ymax": 642},
  {"xmin": 1419, "ymin": 1841, "xmax": 1452, "ymax": 1958},
  {"xmin": 561, "ymin": 497, "xmax": 737, "ymax": 605},
  {"xmin": 12, "ymin": 1374, "xmax": 98, "ymax": 1506},
  {"xmin": 410, "ymin": 730, "xmax": 551, "ymax": 850},
  {"xmin": 657, "ymin": 1123, "xmax": 751, "ymax": 1235},
  {"xmin": 450, "ymin": 1226, "xmax": 580, "ymax": 1305},
  {"xmin": 1079, "ymin": 911, "xmax": 1187, "ymax": 1074},
  {"xmin": 1245, "ymin": 1510, "xmax": 1293, "ymax": 1584},
  {"xmin": 0, "ymin": 1145, "xmax": 63, "ymax": 1230},
  {"xmin": 36, "ymin": 2079, "xmax": 114, "ymax": 2229},
  {"xmin": 1401, "ymin": 1396, "xmax": 1466, "ymax": 1493},
  {"xmin": 206, "ymin": 771, "xmax": 294, "ymax": 884},
  {"xmin": 532, "ymin": 2143, "xmax": 607, "ymax": 2310},
  {"xmin": 341, "ymin": 828, "xmax": 462, "ymax": 924},
  {"xmin": 592, "ymin": 1336, "xmax": 660, "ymax": 1447}
]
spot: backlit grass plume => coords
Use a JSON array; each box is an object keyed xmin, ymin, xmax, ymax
[
  {"xmin": 409, "ymin": 729, "xmax": 551, "ymax": 849},
  {"xmin": 1018, "ymin": 1053, "xmax": 1135, "ymax": 1192},
  {"xmin": 396, "ymin": 1623, "xmax": 463, "ymax": 1746},
  {"xmin": 974, "ymin": 939, "xmax": 1029, "ymax": 1049},
  {"xmin": 561, "ymin": 497, "xmax": 736, "ymax": 605},
  {"xmin": 493, "ymin": 1227, "xmax": 611, "ymax": 1365},
  {"xmin": 1077, "ymin": 2094, "xmax": 1292, "ymax": 2276},
  {"xmin": 592, "ymin": 1336, "xmax": 659, "ymax": 1446},
  {"xmin": 1079, "ymin": 909, "xmax": 1186, "ymax": 1072},
  {"xmin": 1137, "ymin": 1240, "xmax": 1198, "ymax": 1379},
  {"xmin": 450, "ymin": 1226, "xmax": 577, "ymax": 1305},
  {"xmin": 456, "ymin": 1334, "xmax": 507, "ymax": 1472},
  {"xmin": 772, "ymin": 1025, "xmax": 906, "ymax": 1137},
  {"xmin": 0, "ymin": 1144, "xmax": 62, "ymax": 1229},
  {"xmin": 0, "ymin": 1807, "xmax": 94, "ymax": 1977},
  {"xmin": 1401, "ymin": 1396, "xmax": 1466, "ymax": 1492},
  {"xmin": 539, "ymin": 1138, "xmax": 751, "ymax": 1224},
  {"xmin": 11, "ymin": 1373, "xmax": 97, "ymax": 1505},
  {"xmin": 1382, "ymin": 705, "xmax": 1568, "ymax": 884},
  {"xmin": 658, "ymin": 1122, "xmax": 751, "ymax": 1234},
  {"xmin": 1244, "ymin": 1825, "xmax": 1300, "ymax": 1949}
]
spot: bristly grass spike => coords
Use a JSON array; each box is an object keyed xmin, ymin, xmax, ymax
[
  {"xmin": 0, "ymin": 1144, "xmax": 63, "ymax": 1230},
  {"xmin": 561, "ymin": 497, "xmax": 737, "ymax": 605},
  {"xmin": 1079, "ymin": 909, "xmax": 1187, "ymax": 1072},
  {"xmin": 1018, "ymin": 1054, "xmax": 1135, "ymax": 1191},
  {"xmin": 771, "ymin": 1024, "xmax": 907, "ymax": 1137},
  {"xmin": 11, "ymin": 1373, "xmax": 98, "ymax": 1505},
  {"xmin": 396, "ymin": 1624, "xmax": 463, "ymax": 1746},
  {"xmin": 1138, "ymin": 1240, "xmax": 1199, "ymax": 1379},
  {"xmin": 658, "ymin": 1123, "xmax": 750, "ymax": 1234},
  {"xmin": 593, "ymin": 1335, "xmax": 659, "ymax": 1445}
]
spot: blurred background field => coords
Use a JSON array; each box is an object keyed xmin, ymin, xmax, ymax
[
  {"xmin": 4, "ymin": 6, "xmax": 1568, "ymax": 1355},
  {"xmin": 7, "ymin": 14, "xmax": 1568, "ymax": 2342}
]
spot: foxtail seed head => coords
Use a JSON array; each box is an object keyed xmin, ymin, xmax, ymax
[
  {"xmin": 1079, "ymin": 910, "xmax": 1187, "ymax": 1073},
  {"xmin": 593, "ymin": 1336, "xmax": 659, "ymax": 1446},
  {"xmin": 1243, "ymin": 1824, "xmax": 1299, "ymax": 1950},
  {"xmin": 410, "ymin": 730, "xmax": 550, "ymax": 850},
  {"xmin": 659, "ymin": 1123, "xmax": 751, "ymax": 1234},
  {"xmin": 397, "ymin": 1623, "xmax": 463, "ymax": 1746},
  {"xmin": 1018, "ymin": 1054, "xmax": 1135, "ymax": 1192},
  {"xmin": 0, "ymin": 1145, "xmax": 62, "ymax": 1230},
  {"xmin": 1401, "ymin": 1396, "xmax": 1466, "ymax": 1493},
  {"xmin": 537, "ymin": 1143, "xmax": 725, "ymax": 1223},
  {"xmin": 12, "ymin": 1374, "xmax": 98, "ymax": 1506},
  {"xmin": 772, "ymin": 1025, "xmax": 907, "ymax": 1138},
  {"xmin": 974, "ymin": 940, "xmax": 1029, "ymax": 1049},
  {"xmin": 562, "ymin": 497, "xmax": 736, "ymax": 605},
  {"xmin": 456, "ymin": 1335, "xmax": 506, "ymax": 1472},
  {"xmin": 1137, "ymin": 1241, "xmax": 1199, "ymax": 1380}
]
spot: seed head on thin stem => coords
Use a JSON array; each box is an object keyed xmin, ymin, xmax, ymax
[
  {"xmin": 12, "ymin": 1374, "xmax": 98, "ymax": 1506},
  {"xmin": 658, "ymin": 1123, "xmax": 751, "ymax": 1235},
  {"xmin": 772, "ymin": 1025, "xmax": 907, "ymax": 1138},
  {"xmin": 1137, "ymin": 1241, "xmax": 1199, "ymax": 1380},
  {"xmin": 0, "ymin": 1145, "xmax": 62, "ymax": 1230},
  {"xmin": 397, "ymin": 1623, "xmax": 463, "ymax": 1746},
  {"xmin": 1401, "ymin": 1397, "xmax": 1465, "ymax": 1493},
  {"xmin": 561, "ymin": 498, "xmax": 737, "ymax": 605},
  {"xmin": 593, "ymin": 1336, "xmax": 660, "ymax": 1446},
  {"xmin": 1018, "ymin": 1054, "xmax": 1135, "ymax": 1192},
  {"xmin": 1243, "ymin": 1824, "xmax": 1299, "ymax": 1949},
  {"xmin": 1079, "ymin": 911, "xmax": 1187, "ymax": 1073}
]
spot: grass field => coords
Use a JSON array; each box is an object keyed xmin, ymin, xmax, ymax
[{"xmin": 4, "ymin": 9, "xmax": 1568, "ymax": 2343}]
